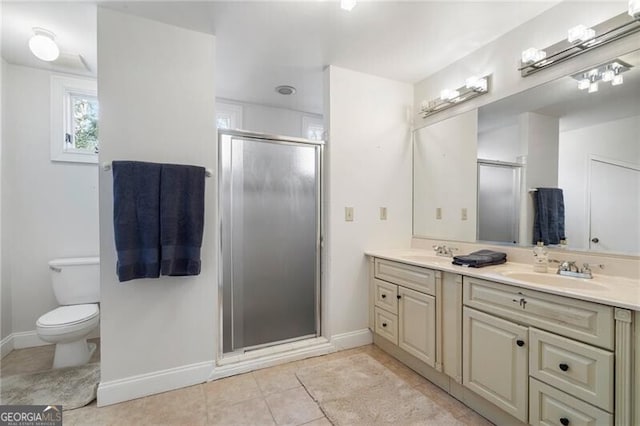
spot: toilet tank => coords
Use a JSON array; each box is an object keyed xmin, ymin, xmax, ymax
[{"xmin": 49, "ymin": 257, "xmax": 100, "ymax": 305}]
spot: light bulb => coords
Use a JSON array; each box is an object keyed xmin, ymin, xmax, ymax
[
  {"xmin": 29, "ymin": 28, "xmax": 59, "ymax": 62},
  {"xmin": 588, "ymin": 82, "xmax": 599, "ymax": 93},
  {"xmin": 340, "ymin": 0, "xmax": 356, "ymax": 11},
  {"xmin": 521, "ymin": 48, "xmax": 546, "ymax": 64},
  {"xmin": 602, "ymin": 70, "xmax": 614, "ymax": 82},
  {"xmin": 612, "ymin": 74, "xmax": 624, "ymax": 86},
  {"xmin": 568, "ymin": 25, "xmax": 595, "ymax": 44},
  {"xmin": 577, "ymin": 79, "xmax": 591, "ymax": 90},
  {"xmin": 465, "ymin": 76, "xmax": 487, "ymax": 92},
  {"xmin": 629, "ymin": 0, "xmax": 640, "ymax": 18}
]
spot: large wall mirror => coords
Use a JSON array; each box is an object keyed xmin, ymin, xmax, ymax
[{"xmin": 413, "ymin": 48, "xmax": 639, "ymax": 256}]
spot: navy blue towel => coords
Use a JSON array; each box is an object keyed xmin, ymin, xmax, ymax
[
  {"xmin": 160, "ymin": 164, "xmax": 206, "ymax": 276},
  {"xmin": 452, "ymin": 250, "xmax": 507, "ymax": 268},
  {"xmin": 533, "ymin": 188, "xmax": 565, "ymax": 245},
  {"xmin": 112, "ymin": 161, "xmax": 162, "ymax": 282}
]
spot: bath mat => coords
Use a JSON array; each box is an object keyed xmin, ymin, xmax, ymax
[
  {"xmin": 0, "ymin": 363, "xmax": 99, "ymax": 410},
  {"xmin": 296, "ymin": 353, "xmax": 462, "ymax": 425}
]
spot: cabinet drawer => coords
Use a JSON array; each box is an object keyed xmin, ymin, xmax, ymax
[
  {"xmin": 530, "ymin": 378, "xmax": 612, "ymax": 426},
  {"xmin": 530, "ymin": 328, "xmax": 613, "ymax": 412},
  {"xmin": 374, "ymin": 258, "xmax": 436, "ymax": 296},
  {"xmin": 374, "ymin": 306, "xmax": 398, "ymax": 345},
  {"xmin": 463, "ymin": 277, "xmax": 614, "ymax": 350},
  {"xmin": 374, "ymin": 278, "xmax": 398, "ymax": 314}
]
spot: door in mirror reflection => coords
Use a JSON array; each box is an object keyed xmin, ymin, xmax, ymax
[
  {"xmin": 477, "ymin": 161, "xmax": 521, "ymax": 244},
  {"xmin": 589, "ymin": 158, "xmax": 640, "ymax": 253}
]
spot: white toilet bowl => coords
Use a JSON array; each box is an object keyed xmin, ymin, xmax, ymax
[{"xmin": 36, "ymin": 304, "xmax": 99, "ymax": 369}]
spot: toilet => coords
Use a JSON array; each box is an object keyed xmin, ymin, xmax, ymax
[{"xmin": 36, "ymin": 257, "xmax": 100, "ymax": 369}]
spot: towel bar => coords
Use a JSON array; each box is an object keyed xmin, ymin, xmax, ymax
[{"xmin": 102, "ymin": 162, "xmax": 213, "ymax": 177}]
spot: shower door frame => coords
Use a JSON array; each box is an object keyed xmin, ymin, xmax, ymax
[{"xmin": 217, "ymin": 128, "xmax": 324, "ymax": 361}]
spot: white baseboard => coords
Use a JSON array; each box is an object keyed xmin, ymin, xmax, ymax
[
  {"xmin": 97, "ymin": 361, "xmax": 214, "ymax": 407},
  {"xmin": 1, "ymin": 334, "xmax": 14, "ymax": 359},
  {"xmin": 211, "ymin": 338, "xmax": 334, "ymax": 381},
  {"xmin": 11, "ymin": 330, "xmax": 49, "ymax": 350},
  {"xmin": 330, "ymin": 328, "xmax": 372, "ymax": 350}
]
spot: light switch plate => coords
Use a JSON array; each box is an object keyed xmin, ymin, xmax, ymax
[
  {"xmin": 345, "ymin": 207, "xmax": 354, "ymax": 222},
  {"xmin": 380, "ymin": 207, "xmax": 387, "ymax": 220},
  {"xmin": 436, "ymin": 207, "xmax": 442, "ymax": 220},
  {"xmin": 461, "ymin": 208, "xmax": 468, "ymax": 221}
]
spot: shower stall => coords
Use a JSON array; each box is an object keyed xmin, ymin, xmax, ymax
[{"xmin": 219, "ymin": 129, "xmax": 323, "ymax": 355}]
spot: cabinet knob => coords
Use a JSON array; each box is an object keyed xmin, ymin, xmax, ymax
[
  {"xmin": 559, "ymin": 363, "xmax": 569, "ymax": 372},
  {"xmin": 397, "ymin": 295, "xmax": 401, "ymax": 299},
  {"xmin": 382, "ymin": 323, "xmax": 387, "ymax": 328},
  {"xmin": 591, "ymin": 237, "xmax": 599, "ymax": 244},
  {"xmin": 516, "ymin": 339, "xmax": 525, "ymax": 347},
  {"xmin": 381, "ymin": 294, "xmax": 387, "ymax": 299},
  {"xmin": 560, "ymin": 417, "xmax": 570, "ymax": 426}
]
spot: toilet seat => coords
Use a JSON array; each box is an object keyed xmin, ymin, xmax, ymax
[{"xmin": 36, "ymin": 304, "xmax": 99, "ymax": 328}]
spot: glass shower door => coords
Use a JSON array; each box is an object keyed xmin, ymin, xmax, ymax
[{"xmin": 220, "ymin": 130, "xmax": 322, "ymax": 354}]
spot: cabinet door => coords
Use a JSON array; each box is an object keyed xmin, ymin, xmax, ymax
[
  {"xmin": 463, "ymin": 307, "xmax": 528, "ymax": 422},
  {"xmin": 398, "ymin": 286, "xmax": 436, "ymax": 367}
]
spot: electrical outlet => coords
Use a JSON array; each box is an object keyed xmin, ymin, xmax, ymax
[
  {"xmin": 461, "ymin": 208, "xmax": 468, "ymax": 221},
  {"xmin": 380, "ymin": 207, "xmax": 387, "ymax": 220},
  {"xmin": 436, "ymin": 207, "xmax": 442, "ymax": 220},
  {"xmin": 345, "ymin": 207, "xmax": 354, "ymax": 222}
]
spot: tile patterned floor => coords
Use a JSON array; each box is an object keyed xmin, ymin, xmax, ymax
[{"xmin": 1, "ymin": 343, "xmax": 494, "ymax": 426}]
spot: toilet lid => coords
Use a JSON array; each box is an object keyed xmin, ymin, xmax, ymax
[{"xmin": 37, "ymin": 304, "xmax": 99, "ymax": 327}]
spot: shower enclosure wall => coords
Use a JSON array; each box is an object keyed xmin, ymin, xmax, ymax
[{"xmin": 219, "ymin": 130, "xmax": 322, "ymax": 355}]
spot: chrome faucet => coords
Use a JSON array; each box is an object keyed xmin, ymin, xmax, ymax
[
  {"xmin": 549, "ymin": 259, "xmax": 604, "ymax": 279},
  {"xmin": 433, "ymin": 244, "xmax": 458, "ymax": 258}
]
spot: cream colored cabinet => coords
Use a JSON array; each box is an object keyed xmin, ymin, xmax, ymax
[
  {"xmin": 398, "ymin": 286, "xmax": 436, "ymax": 366},
  {"xmin": 463, "ymin": 306, "xmax": 529, "ymax": 422},
  {"xmin": 370, "ymin": 258, "xmax": 438, "ymax": 369}
]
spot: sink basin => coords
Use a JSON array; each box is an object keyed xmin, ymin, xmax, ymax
[{"xmin": 498, "ymin": 271, "xmax": 607, "ymax": 291}]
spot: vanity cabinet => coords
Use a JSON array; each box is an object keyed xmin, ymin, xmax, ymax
[
  {"xmin": 463, "ymin": 277, "xmax": 616, "ymax": 426},
  {"xmin": 371, "ymin": 259, "xmax": 437, "ymax": 368},
  {"xmin": 463, "ymin": 306, "xmax": 529, "ymax": 422}
]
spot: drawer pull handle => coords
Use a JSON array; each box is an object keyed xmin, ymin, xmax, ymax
[
  {"xmin": 559, "ymin": 363, "xmax": 569, "ymax": 372},
  {"xmin": 560, "ymin": 417, "xmax": 569, "ymax": 426},
  {"xmin": 381, "ymin": 294, "xmax": 387, "ymax": 299},
  {"xmin": 516, "ymin": 339, "xmax": 525, "ymax": 347},
  {"xmin": 382, "ymin": 323, "xmax": 387, "ymax": 328}
]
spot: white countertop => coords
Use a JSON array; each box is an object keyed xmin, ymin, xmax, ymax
[{"xmin": 365, "ymin": 248, "xmax": 640, "ymax": 311}]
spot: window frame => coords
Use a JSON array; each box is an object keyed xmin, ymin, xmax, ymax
[{"xmin": 50, "ymin": 75, "xmax": 98, "ymax": 163}]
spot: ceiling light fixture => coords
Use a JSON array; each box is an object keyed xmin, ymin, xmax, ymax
[
  {"xmin": 571, "ymin": 59, "xmax": 632, "ymax": 93},
  {"xmin": 341, "ymin": 0, "xmax": 357, "ymax": 11},
  {"xmin": 519, "ymin": 12, "xmax": 640, "ymax": 77},
  {"xmin": 275, "ymin": 85, "xmax": 296, "ymax": 96},
  {"xmin": 420, "ymin": 75, "xmax": 490, "ymax": 119},
  {"xmin": 29, "ymin": 27, "xmax": 60, "ymax": 62}
]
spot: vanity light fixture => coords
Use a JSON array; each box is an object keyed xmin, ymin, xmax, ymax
[
  {"xmin": 571, "ymin": 59, "xmax": 632, "ymax": 92},
  {"xmin": 519, "ymin": 11, "xmax": 640, "ymax": 77},
  {"xmin": 341, "ymin": 0, "xmax": 357, "ymax": 11},
  {"xmin": 420, "ymin": 75, "xmax": 490, "ymax": 119},
  {"xmin": 29, "ymin": 27, "xmax": 60, "ymax": 62},
  {"xmin": 630, "ymin": 0, "xmax": 640, "ymax": 18}
]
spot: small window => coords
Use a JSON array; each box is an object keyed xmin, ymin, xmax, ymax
[
  {"xmin": 302, "ymin": 115, "xmax": 324, "ymax": 141},
  {"xmin": 51, "ymin": 75, "xmax": 98, "ymax": 163},
  {"xmin": 216, "ymin": 101, "xmax": 243, "ymax": 130}
]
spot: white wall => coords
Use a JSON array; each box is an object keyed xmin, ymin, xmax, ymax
[
  {"xmin": 414, "ymin": 110, "xmax": 478, "ymax": 242},
  {"xmin": 477, "ymin": 122, "xmax": 520, "ymax": 162},
  {"xmin": 2, "ymin": 64, "xmax": 99, "ymax": 338},
  {"xmin": 218, "ymin": 99, "xmax": 322, "ymax": 139},
  {"xmin": 559, "ymin": 114, "xmax": 640, "ymax": 250},
  {"xmin": 414, "ymin": 2, "xmax": 636, "ymax": 127},
  {"xmin": 97, "ymin": 8, "xmax": 216, "ymax": 404},
  {"xmin": 0, "ymin": 57, "xmax": 9, "ymax": 344},
  {"xmin": 324, "ymin": 66, "xmax": 412, "ymax": 338}
]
